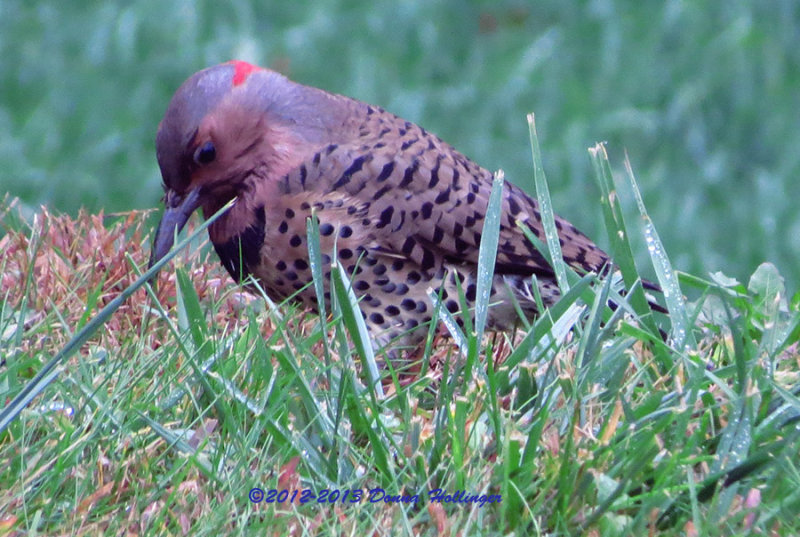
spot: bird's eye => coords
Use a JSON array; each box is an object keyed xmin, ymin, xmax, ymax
[{"xmin": 194, "ymin": 141, "xmax": 217, "ymax": 165}]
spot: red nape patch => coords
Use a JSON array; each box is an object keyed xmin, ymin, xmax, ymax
[{"xmin": 228, "ymin": 60, "xmax": 262, "ymax": 87}]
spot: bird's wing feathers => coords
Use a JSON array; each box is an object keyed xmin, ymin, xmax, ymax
[{"xmin": 279, "ymin": 117, "xmax": 611, "ymax": 280}]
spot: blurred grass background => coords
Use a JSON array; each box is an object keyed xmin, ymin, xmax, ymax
[{"xmin": 1, "ymin": 0, "xmax": 798, "ymax": 285}]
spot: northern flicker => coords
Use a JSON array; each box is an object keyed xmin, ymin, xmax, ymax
[{"xmin": 150, "ymin": 60, "xmax": 656, "ymax": 358}]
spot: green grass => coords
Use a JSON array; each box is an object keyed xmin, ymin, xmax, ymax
[
  {"xmin": 1, "ymin": 140, "xmax": 799, "ymax": 535},
  {"xmin": 1, "ymin": 0, "xmax": 799, "ymax": 285}
]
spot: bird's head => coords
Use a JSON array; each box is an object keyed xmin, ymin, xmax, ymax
[{"xmin": 149, "ymin": 60, "xmax": 331, "ymax": 269}]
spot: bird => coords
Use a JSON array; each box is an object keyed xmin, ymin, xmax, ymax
[{"xmin": 150, "ymin": 60, "xmax": 656, "ymax": 363}]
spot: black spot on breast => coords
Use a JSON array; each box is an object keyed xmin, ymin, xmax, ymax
[
  {"xmin": 319, "ymin": 223, "xmax": 334, "ymax": 236},
  {"xmin": 435, "ymin": 187, "xmax": 451, "ymax": 204},
  {"xmin": 213, "ymin": 205, "xmax": 266, "ymax": 283},
  {"xmin": 445, "ymin": 300, "xmax": 459, "ymax": 313},
  {"xmin": 382, "ymin": 282, "xmax": 396, "ymax": 293},
  {"xmin": 354, "ymin": 280, "xmax": 370, "ymax": 291},
  {"xmin": 369, "ymin": 312, "xmax": 385, "ymax": 325},
  {"xmin": 466, "ymin": 283, "xmax": 477, "ymax": 302},
  {"xmin": 446, "ymin": 300, "xmax": 460, "ymax": 313},
  {"xmin": 289, "ymin": 235, "xmax": 302, "ymax": 248}
]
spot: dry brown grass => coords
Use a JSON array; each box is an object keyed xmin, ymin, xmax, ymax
[{"xmin": 0, "ymin": 199, "xmax": 280, "ymax": 359}]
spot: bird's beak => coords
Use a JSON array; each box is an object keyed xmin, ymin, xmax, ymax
[{"xmin": 149, "ymin": 187, "xmax": 203, "ymax": 269}]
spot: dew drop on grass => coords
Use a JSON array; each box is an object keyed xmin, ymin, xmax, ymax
[{"xmin": 645, "ymin": 222, "xmax": 691, "ymax": 350}]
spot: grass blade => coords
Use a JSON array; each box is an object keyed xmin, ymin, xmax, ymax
[
  {"xmin": 330, "ymin": 261, "xmax": 384, "ymax": 397},
  {"xmin": 474, "ymin": 170, "xmax": 504, "ymax": 340},
  {"xmin": 623, "ymin": 155, "xmax": 695, "ymax": 349},
  {"xmin": 528, "ymin": 113, "xmax": 569, "ymax": 292},
  {"xmin": 588, "ymin": 143, "xmax": 660, "ymax": 335}
]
